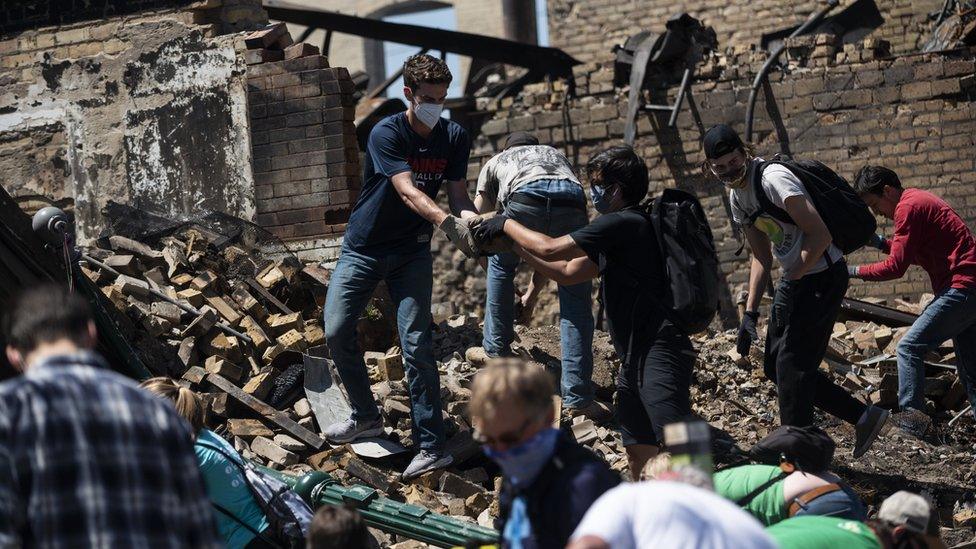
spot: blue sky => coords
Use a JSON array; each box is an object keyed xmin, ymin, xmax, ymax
[{"xmin": 382, "ymin": 0, "xmax": 550, "ymax": 98}]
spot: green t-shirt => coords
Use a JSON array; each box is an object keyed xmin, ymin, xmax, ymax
[
  {"xmin": 713, "ymin": 464, "xmax": 787, "ymax": 526},
  {"xmin": 766, "ymin": 516, "xmax": 882, "ymax": 549}
]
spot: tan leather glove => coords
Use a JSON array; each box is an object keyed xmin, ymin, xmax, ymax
[
  {"xmin": 466, "ymin": 212, "xmax": 514, "ymax": 255},
  {"xmin": 438, "ymin": 215, "xmax": 479, "ymax": 258}
]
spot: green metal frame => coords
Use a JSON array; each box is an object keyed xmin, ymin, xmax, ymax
[{"xmin": 261, "ymin": 467, "xmax": 499, "ymax": 548}]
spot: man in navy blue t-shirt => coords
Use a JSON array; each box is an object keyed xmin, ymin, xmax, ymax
[{"xmin": 322, "ymin": 54, "xmax": 479, "ymax": 480}]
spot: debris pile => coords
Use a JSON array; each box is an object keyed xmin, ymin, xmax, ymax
[
  {"xmin": 77, "ymin": 220, "xmax": 511, "ymax": 533},
  {"xmin": 78, "ymin": 221, "xmax": 976, "ymax": 543}
]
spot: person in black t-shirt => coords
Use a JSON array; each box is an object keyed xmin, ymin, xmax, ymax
[{"xmin": 472, "ymin": 145, "xmax": 696, "ymax": 479}]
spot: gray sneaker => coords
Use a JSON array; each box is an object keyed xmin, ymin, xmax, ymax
[
  {"xmin": 323, "ymin": 416, "xmax": 384, "ymax": 445},
  {"xmin": 853, "ymin": 405, "xmax": 890, "ymax": 458},
  {"xmin": 401, "ymin": 449, "xmax": 454, "ymax": 480}
]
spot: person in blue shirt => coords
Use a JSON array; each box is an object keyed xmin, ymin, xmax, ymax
[
  {"xmin": 322, "ymin": 53, "xmax": 480, "ymax": 480},
  {"xmin": 140, "ymin": 377, "xmax": 273, "ymax": 549}
]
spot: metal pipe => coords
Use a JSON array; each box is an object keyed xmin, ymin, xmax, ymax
[
  {"xmin": 264, "ymin": 468, "xmax": 499, "ymax": 548},
  {"xmin": 668, "ymin": 67, "xmax": 693, "ymax": 127},
  {"xmin": 744, "ymin": 0, "xmax": 839, "ymax": 142},
  {"xmin": 82, "ymin": 253, "xmax": 254, "ymax": 344}
]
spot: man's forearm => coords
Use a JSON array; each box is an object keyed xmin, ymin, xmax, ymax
[
  {"xmin": 745, "ymin": 255, "xmax": 768, "ymax": 312},
  {"xmin": 504, "ymin": 220, "xmax": 562, "ymax": 259},
  {"xmin": 514, "ymin": 245, "xmax": 596, "ymax": 286},
  {"xmin": 404, "ymin": 191, "xmax": 448, "ymax": 225}
]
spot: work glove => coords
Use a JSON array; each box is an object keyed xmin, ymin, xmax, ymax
[
  {"xmin": 736, "ymin": 311, "xmax": 759, "ymax": 356},
  {"xmin": 771, "ymin": 279, "xmax": 799, "ymax": 332},
  {"xmin": 847, "ymin": 264, "xmax": 860, "ymax": 279},
  {"xmin": 467, "ymin": 212, "xmax": 513, "ymax": 255},
  {"xmin": 867, "ymin": 233, "xmax": 887, "ymax": 250},
  {"xmin": 471, "ymin": 214, "xmax": 510, "ymax": 247},
  {"xmin": 438, "ymin": 215, "xmax": 479, "ymax": 259}
]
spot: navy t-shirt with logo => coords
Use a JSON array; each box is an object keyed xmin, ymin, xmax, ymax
[{"xmin": 343, "ymin": 112, "xmax": 470, "ymax": 255}]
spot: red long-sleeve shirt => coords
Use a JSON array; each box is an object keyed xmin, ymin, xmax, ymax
[{"xmin": 859, "ymin": 188, "xmax": 976, "ymax": 292}]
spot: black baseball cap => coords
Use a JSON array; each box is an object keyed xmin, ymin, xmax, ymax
[
  {"xmin": 504, "ymin": 131, "xmax": 539, "ymax": 149},
  {"xmin": 703, "ymin": 124, "xmax": 744, "ymax": 159}
]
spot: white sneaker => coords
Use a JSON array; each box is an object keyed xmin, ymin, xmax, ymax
[
  {"xmin": 401, "ymin": 449, "xmax": 454, "ymax": 480},
  {"xmin": 323, "ymin": 416, "xmax": 384, "ymax": 445}
]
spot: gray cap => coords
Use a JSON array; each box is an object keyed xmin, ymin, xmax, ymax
[{"xmin": 878, "ymin": 491, "xmax": 933, "ymax": 534}]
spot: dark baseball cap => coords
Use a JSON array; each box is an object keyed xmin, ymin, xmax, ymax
[
  {"xmin": 703, "ymin": 124, "xmax": 744, "ymax": 159},
  {"xmin": 504, "ymin": 131, "xmax": 539, "ymax": 149}
]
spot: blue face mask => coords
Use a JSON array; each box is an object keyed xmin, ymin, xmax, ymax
[
  {"xmin": 483, "ymin": 428, "xmax": 560, "ymax": 489},
  {"xmin": 590, "ymin": 183, "xmax": 616, "ymax": 214}
]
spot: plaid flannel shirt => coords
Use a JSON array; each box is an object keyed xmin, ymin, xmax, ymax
[{"xmin": 0, "ymin": 351, "xmax": 223, "ymax": 548}]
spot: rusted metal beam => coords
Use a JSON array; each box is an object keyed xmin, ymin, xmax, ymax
[
  {"xmin": 839, "ymin": 297, "xmax": 918, "ymax": 327},
  {"xmin": 264, "ymin": 2, "xmax": 580, "ymax": 94}
]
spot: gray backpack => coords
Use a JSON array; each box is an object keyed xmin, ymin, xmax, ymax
[{"xmin": 197, "ymin": 440, "xmax": 313, "ymax": 549}]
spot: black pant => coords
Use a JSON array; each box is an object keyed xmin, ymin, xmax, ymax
[
  {"xmin": 616, "ymin": 325, "xmax": 696, "ymax": 446},
  {"xmin": 764, "ymin": 261, "xmax": 865, "ymax": 427}
]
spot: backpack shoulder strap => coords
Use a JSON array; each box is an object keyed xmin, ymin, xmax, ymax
[
  {"xmin": 212, "ymin": 502, "xmax": 285, "ymax": 549},
  {"xmin": 734, "ymin": 472, "xmax": 788, "ymax": 507},
  {"xmin": 196, "ymin": 439, "xmax": 242, "ymax": 462},
  {"xmin": 750, "ymin": 160, "xmax": 794, "ymax": 226}
]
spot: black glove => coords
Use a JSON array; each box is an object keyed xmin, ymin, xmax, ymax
[
  {"xmin": 772, "ymin": 279, "xmax": 799, "ymax": 332},
  {"xmin": 471, "ymin": 214, "xmax": 509, "ymax": 246},
  {"xmin": 867, "ymin": 233, "xmax": 886, "ymax": 250},
  {"xmin": 736, "ymin": 311, "xmax": 759, "ymax": 356}
]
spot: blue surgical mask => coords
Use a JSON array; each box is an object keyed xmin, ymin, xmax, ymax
[
  {"xmin": 590, "ymin": 183, "xmax": 616, "ymax": 214},
  {"xmin": 483, "ymin": 428, "xmax": 560, "ymax": 489}
]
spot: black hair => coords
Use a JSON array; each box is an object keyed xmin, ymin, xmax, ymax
[
  {"xmin": 307, "ymin": 504, "xmax": 369, "ymax": 549},
  {"xmin": 853, "ymin": 165, "xmax": 902, "ymax": 196},
  {"xmin": 585, "ymin": 145, "xmax": 649, "ymax": 205},
  {"xmin": 2, "ymin": 284, "xmax": 92, "ymax": 352}
]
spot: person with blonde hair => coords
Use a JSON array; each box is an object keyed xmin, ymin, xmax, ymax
[
  {"xmin": 469, "ymin": 359, "xmax": 618, "ymax": 549},
  {"xmin": 141, "ymin": 377, "xmax": 274, "ymax": 548}
]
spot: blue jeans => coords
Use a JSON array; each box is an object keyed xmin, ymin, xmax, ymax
[
  {"xmin": 322, "ymin": 246, "xmax": 445, "ymax": 451},
  {"xmin": 792, "ymin": 485, "xmax": 867, "ymax": 521},
  {"xmin": 896, "ymin": 287, "xmax": 976, "ymax": 414},
  {"xmin": 482, "ymin": 179, "xmax": 595, "ymax": 407}
]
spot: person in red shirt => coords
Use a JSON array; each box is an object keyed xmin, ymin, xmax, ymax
[{"xmin": 849, "ymin": 165, "xmax": 976, "ymax": 432}]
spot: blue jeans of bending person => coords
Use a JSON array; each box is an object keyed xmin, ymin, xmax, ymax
[
  {"xmin": 896, "ymin": 286, "xmax": 976, "ymax": 415},
  {"xmin": 792, "ymin": 485, "xmax": 867, "ymax": 521},
  {"xmin": 482, "ymin": 179, "xmax": 595, "ymax": 407},
  {"xmin": 322, "ymin": 246, "xmax": 445, "ymax": 451}
]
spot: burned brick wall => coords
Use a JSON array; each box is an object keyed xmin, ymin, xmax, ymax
[
  {"xmin": 466, "ymin": 42, "xmax": 976, "ymax": 322},
  {"xmin": 548, "ymin": 0, "xmax": 944, "ymax": 65},
  {"xmin": 0, "ymin": 3, "xmax": 266, "ymax": 243},
  {"xmin": 246, "ymin": 56, "xmax": 361, "ymax": 254}
]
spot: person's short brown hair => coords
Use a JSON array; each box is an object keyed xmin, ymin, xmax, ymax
[
  {"xmin": 307, "ymin": 504, "xmax": 369, "ymax": 549},
  {"xmin": 140, "ymin": 377, "xmax": 206, "ymax": 433},
  {"xmin": 3, "ymin": 284, "xmax": 92, "ymax": 353},
  {"xmin": 403, "ymin": 53, "xmax": 452, "ymax": 91},
  {"xmin": 469, "ymin": 358, "xmax": 554, "ymax": 424}
]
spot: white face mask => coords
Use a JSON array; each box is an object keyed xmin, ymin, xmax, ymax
[{"xmin": 413, "ymin": 100, "xmax": 444, "ymax": 129}]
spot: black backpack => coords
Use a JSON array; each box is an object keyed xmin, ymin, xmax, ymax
[
  {"xmin": 751, "ymin": 156, "xmax": 877, "ymax": 254},
  {"xmin": 749, "ymin": 425, "xmax": 836, "ymax": 472},
  {"xmin": 642, "ymin": 188, "xmax": 722, "ymax": 335}
]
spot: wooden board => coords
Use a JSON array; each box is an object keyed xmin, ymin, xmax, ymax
[{"xmin": 207, "ymin": 373, "xmax": 326, "ymax": 450}]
